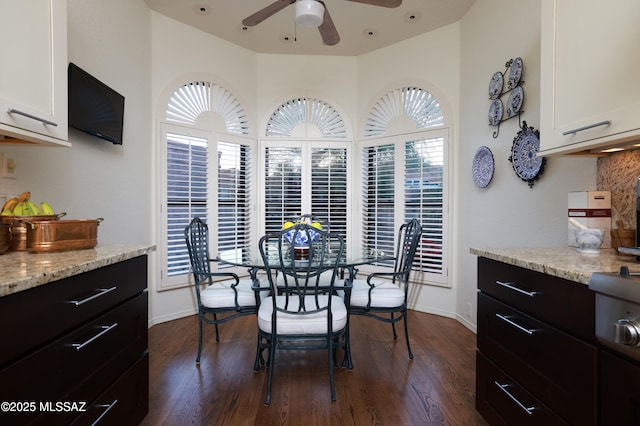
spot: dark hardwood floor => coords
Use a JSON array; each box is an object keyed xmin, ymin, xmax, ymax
[{"xmin": 141, "ymin": 311, "xmax": 488, "ymax": 425}]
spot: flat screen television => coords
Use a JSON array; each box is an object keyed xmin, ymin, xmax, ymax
[{"xmin": 68, "ymin": 63, "xmax": 125, "ymax": 145}]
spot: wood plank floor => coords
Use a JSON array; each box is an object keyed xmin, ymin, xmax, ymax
[{"xmin": 141, "ymin": 311, "xmax": 488, "ymax": 426}]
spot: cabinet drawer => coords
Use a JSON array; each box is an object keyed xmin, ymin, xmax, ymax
[
  {"xmin": 478, "ymin": 293, "xmax": 597, "ymax": 425},
  {"xmin": 476, "ymin": 352, "xmax": 567, "ymax": 425},
  {"xmin": 71, "ymin": 353, "xmax": 149, "ymax": 426},
  {"xmin": 0, "ymin": 292, "xmax": 147, "ymax": 425},
  {"xmin": 478, "ymin": 257, "xmax": 594, "ymax": 341},
  {"xmin": 0, "ymin": 255, "xmax": 147, "ymax": 366}
]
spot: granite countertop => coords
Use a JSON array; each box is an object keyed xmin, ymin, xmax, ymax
[
  {"xmin": 470, "ymin": 246, "xmax": 640, "ymax": 285},
  {"xmin": 0, "ymin": 244, "xmax": 155, "ymax": 298}
]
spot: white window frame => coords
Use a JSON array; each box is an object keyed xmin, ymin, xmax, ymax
[
  {"xmin": 357, "ymin": 128, "xmax": 450, "ymax": 287},
  {"xmin": 257, "ymin": 137, "xmax": 354, "ymax": 254}
]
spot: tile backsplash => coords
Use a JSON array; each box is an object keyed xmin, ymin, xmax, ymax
[{"xmin": 597, "ymin": 150, "xmax": 640, "ymax": 230}]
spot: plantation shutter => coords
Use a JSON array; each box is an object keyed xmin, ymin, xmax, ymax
[
  {"xmin": 311, "ymin": 147, "xmax": 348, "ymax": 243},
  {"xmin": 405, "ymin": 137, "xmax": 444, "ymax": 275},
  {"xmin": 361, "ymin": 143, "xmax": 396, "ymax": 259},
  {"xmin": 217, "ymin": 140, "xmax": 252, "ymax": 265},
  {"xmin": 166, "ymin": 132, "xmax": 208, "ymax": 277},
  {"xmin": 264, "ymin": 146, "xmax": 302, "ymax": 234}
]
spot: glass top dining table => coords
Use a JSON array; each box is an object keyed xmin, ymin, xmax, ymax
[
  {"xmin": 215, "ymin": 249, "xmax": 394, "ymax": 282},
  {"xmin": 215, "ymin": 249, "xmax": 393, "ymax": 369}
]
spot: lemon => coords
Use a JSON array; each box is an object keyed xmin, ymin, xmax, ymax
[
  {"xmin": 311, "ymin": 222, "xmax": 322, "ymax": 229},
  {"xmin": 283, "ymin": 221, "xmax": 295, "ymax": 229}
]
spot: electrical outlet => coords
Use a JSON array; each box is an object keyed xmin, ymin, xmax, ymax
[
  {"xmin": 467, "ymin": 302, "xmax": 472, "ymax": 318},
  {"xmin": 2, "ymin": 153, "xmax": 17, "ymax": 179}
]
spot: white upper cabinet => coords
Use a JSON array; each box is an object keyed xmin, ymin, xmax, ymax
[
  {"xmin": 540, "ymin": 0, "xmax": 640, "ymax": 155},
  {"xmin": 0, "ymin": 0, "xmax": 69, "ymax": 146}
]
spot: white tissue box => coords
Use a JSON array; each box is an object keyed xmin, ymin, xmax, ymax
[{"xmin": 568, "ymin": 191, "xmax": 611, "ymax": 248}]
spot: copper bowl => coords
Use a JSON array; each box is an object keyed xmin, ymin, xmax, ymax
[{"xmin": 0, "ymin": 223, "xmax": 11, "ymax": 254}]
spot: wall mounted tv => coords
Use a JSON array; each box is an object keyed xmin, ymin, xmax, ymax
[{"xmin": 68, "ymin": 63, "xmax": 125, "ymax": 145}]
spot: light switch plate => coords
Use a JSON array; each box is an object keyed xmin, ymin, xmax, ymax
[{"xmin": 2, "ymin": 153, "xmax": 17, "ymax": 179}]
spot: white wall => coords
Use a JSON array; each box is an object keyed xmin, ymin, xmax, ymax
[{"xmin": 456, "ymin": 0, "xmax": 597, "ymax": 331}]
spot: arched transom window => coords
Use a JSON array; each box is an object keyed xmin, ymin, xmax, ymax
[
  {"xmin": 266, "ymin": 97, "xmax": 346, "ymax": 138},
  {"xmin": 363, "ymin": 87, "xmax": 443, "ymax": 137},
  {"xmin": 166, "ymin": 81, "xmax": 249, "ymax": 134}
]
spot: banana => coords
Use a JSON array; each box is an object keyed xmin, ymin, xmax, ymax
[
  {"xmin": 17, "ymin": 191, "xmax": 30, "ymax": 204},
  {"xmin": 40, "ymin": 202, "xmax": 55, "ymax": 216},
  {"xmin": 26, "ymin": 201, "xmax": 40, "ymax": 215},
  {"xmin": 1, "ymin": 209, "xmax": 13, "ymax": 216},
  {"xmin": 1, "ymin": 197, "xmax": 18, "ymax": 212},
  {"xmin": 13, "ymin": 202, "xmax": 24, "ymax": 216}
]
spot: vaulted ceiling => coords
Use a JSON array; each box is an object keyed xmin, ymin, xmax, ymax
[{"xmin": 144, "ymin": 0, "xmax": 476, "ymax": 56}]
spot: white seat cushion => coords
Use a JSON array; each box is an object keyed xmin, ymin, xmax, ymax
[
  {"xmin": 258, "ymin": 294, "xmax": 347, "ymax": 334},
  {"xmin": 200, "ymin": 278, "xmax": 257, "ymax": 308},
  {"xmin": 346, "ymin": 278, "xmax": 405, "ymax": 308}
]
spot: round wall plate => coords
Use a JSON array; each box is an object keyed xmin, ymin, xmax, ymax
[
  {"xmin": 508, "ymin": 122, "xmax": 545, "ymax": 188},
  {"xmin": 472, "ymin": 146, "xmax": 495, "ymax": 188},
  {"xmin": 489, "ymin": 71, "xmax": 503, "ymax": 99},
  {"xmin": 488, "ymin": 99, "xmax": 503, "ymax": 126}
]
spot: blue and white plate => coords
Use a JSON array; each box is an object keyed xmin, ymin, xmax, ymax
[{"xmin": 472, "ymin": 146, "xmax": 494, "ymax": 188}]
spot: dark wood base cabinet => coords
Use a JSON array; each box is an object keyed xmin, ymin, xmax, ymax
[
  {"xmin": 0, "ymin": 255, "xmax": 148, "ymax": 425},
  {"xmin": 476, "ymin": 257, "xmax": 597, "ymax": 425},
  {"xmin": 599, "ymin": 349, "xmax": 640, "ymax": 425}
]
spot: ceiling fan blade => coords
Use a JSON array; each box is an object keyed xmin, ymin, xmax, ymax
[
  {"xmin": 345, "ymin": 0, "xmax": 402, "ymax": 7},
  {"xmin": 318, "ymin": 2, "xmax": 340, "ymax": 45},
  {"xmin": 242, "ymin": 0, "xmax": 296, "ymax": 27}
]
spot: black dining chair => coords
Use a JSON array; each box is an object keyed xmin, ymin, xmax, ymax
[
  {"xmin": 184, "ymin": 217, "xmax": 260, "ymax": 363},
  {"xmin": 255, "ymin": 223, "xmax": 346, "ymax": 405},
  {"xmin": 346, "ymin": 218, "xmax": 422, "ymax": 359}
]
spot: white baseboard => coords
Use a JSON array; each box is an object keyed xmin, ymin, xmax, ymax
[{"xmin": 148, "ymin": 307, "xmax": 196, "ymax": 328}]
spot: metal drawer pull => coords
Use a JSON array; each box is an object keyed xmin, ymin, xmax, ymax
[
  {"xmin": 7, "ymin": 107, "xmax": 58, "ymax": 127},
  {"xmin": 67, "ymin": 286, "xmax": 117, "ymax": 306},
  {"xmin": 496, "ymin": 313, "xmax": 537, "ymax": 335},
  {"xmin": 91, "ymin": 399, "xmax": 118, "ymax": 426},
  {"xmin": 71, "ymin": 323, "xmax": 118, "ymax": 351},
  {"xmin": 495, "ymin": 280, "xmax": 540, "ymax": 297},
  {"xmin": 494, "ymin": 381, "xmax": 536, "ymax": 416},
  {"xmin": 562, "ymin": 120, "xmax": 611, "ymax": 135}
]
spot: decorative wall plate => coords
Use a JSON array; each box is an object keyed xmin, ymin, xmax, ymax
[
  {"xmin": 508, "ymin": 57, "xmax": 523, "ymax": 89},
  {"xmin": 489, "ymin": 99, "xmax": 503, "ymax": 126},
  {"xmin": 489, "ymin": 72, "xmax": 503, "ymax": 100},
  {"xmin": 508, "ymin": 121, "xmax": 546, "ymax": 188},
  {"xmin": 472, "ymin": 146, "xmax": 495, "ymax": 188},
  {"xmin": 507, "ymin": 85, "xmax": 524, "ymax": 117}
]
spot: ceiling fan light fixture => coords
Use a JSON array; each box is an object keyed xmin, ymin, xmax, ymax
[{"xmin": 295, "ymin": 0, "xmax": 324, "ymax": 27}]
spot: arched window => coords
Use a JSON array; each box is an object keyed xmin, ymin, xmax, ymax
[
  {"xmin": 159, "ymin": 80, "xmax": 253, "ymax": 289},
  {"xmin": 363, "ymin": 86, "xmax": 444, "ymax": 137},
  {"xmin": 265, "ymin": 97, "xmax": 347, "ymax": 138},
  {"xmin": 361, "ymin": 87, "xmax": 449, "ymax": 287},
  {"xmin": 261, "ymin": 97, "xmax": 350, "ymax": 251}
]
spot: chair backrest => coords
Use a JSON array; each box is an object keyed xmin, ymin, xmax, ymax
[
  {"xmin": 259, "ymin": 224, "xmax": 345, "ymax": 315},
  {"xmin": 393, "ymin": 219, "xmax": 423, "ymax": 284},
  {"xmin": 184, "ymin": 217, "xmax": 212, "ymax": 289}
]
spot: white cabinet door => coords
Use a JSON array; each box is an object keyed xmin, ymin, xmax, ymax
[
  {"xmin": 540, "ymin": 0, "xmax": 640, "ymax": 155},
  {"xmin": 0, "ymin": 0, "xmax": 69, "ymax": 146}
]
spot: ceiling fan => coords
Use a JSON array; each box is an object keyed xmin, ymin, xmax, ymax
[{"xmin": 241, "ymin": 0, "xmax": 402, "ymax": 46}]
